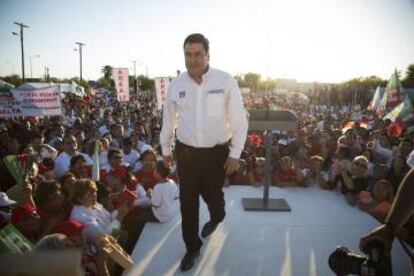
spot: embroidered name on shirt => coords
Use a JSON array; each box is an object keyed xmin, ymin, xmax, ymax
[
  {"xmin": 208, "ymin": 89, "xmax": 224, "ymax": 94},
  {"xmin": 179, "ymin": 91, "xmax": 186, "ymax": 98}
]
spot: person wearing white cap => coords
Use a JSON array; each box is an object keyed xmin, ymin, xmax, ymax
[{"xmin": 0, "ymin": 192, "xmax": 17, "ymax": 222}]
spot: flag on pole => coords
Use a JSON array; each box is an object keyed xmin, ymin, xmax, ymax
[
  {"xmin": 112, "ymin": 68, "xmax": 129, "ymax": 102},
  {"xmin": 92, "ymin": 140, "xmax": 101, "ymax": 182},
  {"xmin": 377, "ymin": 70, "xmax": 404, "ymax": 116},
  {"xmin": 0, "ymin": 224, "xmax": 33, "ymax": 254},
  {"xmin": 383, "ymin": 96, "xmax": 414, "ymax": 123},
  {"xmin": 367, "ymin": 86, "xmax": 384, "ymax": 111},
  {"xmin": 154, "ymin": 77, "xmax": 170, "ymax": 110}
]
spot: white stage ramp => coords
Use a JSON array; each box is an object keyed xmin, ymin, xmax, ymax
[{"xmin": 126, "ymin": 186, "xmax": 411, "ymax": 276}]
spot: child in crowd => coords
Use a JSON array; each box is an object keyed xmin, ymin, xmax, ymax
[
  {"xmin": 357, "ymin": 179, "xmax": 394, "ymax": 222},
  {"xmin": 273, "ymin": 156, "xmax": 302, "ymax": 187},
  {"xmin": 122, "ymin": 161, "xmax": 178, "ymax": 254},
  {"xmin": 134, "ymin": 149, "xmax": 159, "ymax": 191},
  {"xmin": 247, "ymin": 157, "xmax": 265, "ymax": 187},
  {"xmin": 339, "ymin": 155, "xmax": 370, "ymax": 205},
  {"xmin": 302, "ymin": 155, "xmax": 329, "ymax": 188}
]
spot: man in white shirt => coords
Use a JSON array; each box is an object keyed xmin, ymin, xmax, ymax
[
  {"xmin": 122, "ymin": 137, "xmax": 140, "ymax": 168},
  {"xmin": 54, "ymin": 134, "xmax": 93, "ymax": 178},
  {"xmin": 160, "ymin": 33, "xmax": 248, "ymax": 271}
]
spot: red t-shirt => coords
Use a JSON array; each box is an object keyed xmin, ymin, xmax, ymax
[
  {"xmin": 273, "ymin": 169, "xmax": 299, "ymax": 182},
  {"xmin": 135, "ymin": 169, "xmax": 159, "ymax": 191}
]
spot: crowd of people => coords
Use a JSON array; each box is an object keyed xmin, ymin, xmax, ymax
[{"xmin": 0, "ymin": 86, "xmax": 413, "ymax": 274}]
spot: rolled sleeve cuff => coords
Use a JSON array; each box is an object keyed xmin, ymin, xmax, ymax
[{"xmin": 161, "ymin": 145, "xmax": 172, "ymax": 156}]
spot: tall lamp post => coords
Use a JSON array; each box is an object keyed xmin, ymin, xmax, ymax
[
  {"xmin": 74, "ymin": 42, "xmax": 85, "ymax": 82},
  {"xmin": 12, "ymin": 22, "xmax": 29, "ymax": 82}
]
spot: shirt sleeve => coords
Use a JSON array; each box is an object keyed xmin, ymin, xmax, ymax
[
  {"xmin": 151, "ymin": 185, "xmax": 162, "ymax": 208},
  {"xmin": 160, "ymin": 83, "xmax": 178, "ymax": 156},
  {"xmin": 226, "ymin": 77, "xmax": 248, "ymax": 159}
]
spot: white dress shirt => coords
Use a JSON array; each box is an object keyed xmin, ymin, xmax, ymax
[{"xmin": 160, "ymin": 67, "xmax": 248, "ymax": 159}]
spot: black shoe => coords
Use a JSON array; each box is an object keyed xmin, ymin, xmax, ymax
[
  {"xmin": 180, "ymin": 250, "xmax": 200, "ymax": 272},
  {"xmin": 201, "ymin": 221, "xmax": 219, "ymax": 238}
]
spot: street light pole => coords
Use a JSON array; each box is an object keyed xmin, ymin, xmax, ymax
[
  {"xmin": 13, "ymin": 22, "xmax": 29, "ymax": 82},
  {"xmin": 75, "ymin": 42, "xmax": 85, "ymax": 82}
]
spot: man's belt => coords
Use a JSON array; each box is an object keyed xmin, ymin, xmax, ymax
[{"xmin": 176, "ymin": 140, "xmax": 230, "ymax": 151}]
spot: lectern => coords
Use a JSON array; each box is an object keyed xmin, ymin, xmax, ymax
[{"xmin": 242, "ymin": 109, "xmax": 298, "ymax": 211}]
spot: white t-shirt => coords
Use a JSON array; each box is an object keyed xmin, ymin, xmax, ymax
[
  {"xmin": 151, "ymin": 179, "xmax": 178, "ymax": 223},
  {"xmin": 70, "ymin": 203, "xmax": 120, "ymax": 244},
  {"xmin": 122, "ymin": 149, "xmax": 140, "ymax": 168},
  {"xmin": 54, "ymin": 151, "xmax": 93, "ymax": 178}
]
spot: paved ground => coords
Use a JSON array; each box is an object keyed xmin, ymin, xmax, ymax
[{"xmin": 126, "ymin": 186, "xmax": 411, "ymax": 276}]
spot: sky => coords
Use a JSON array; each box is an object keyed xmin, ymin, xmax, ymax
[{"xmin": 0, "ymin": 0, "xmax": 413, "ymax": 83}]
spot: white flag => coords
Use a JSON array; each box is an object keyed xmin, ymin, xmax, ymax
[
  {"xmin": 154, "ymin": 77, "xmax": 170, "ymax": 110},
  {"xmin": 112, "ymin": 68, "xmax": 129, "ymax": 102}
]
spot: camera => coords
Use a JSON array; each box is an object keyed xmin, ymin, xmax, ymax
[{"xmin": 328, "ymin": 241, "xmax": 392, "ymax": 276}]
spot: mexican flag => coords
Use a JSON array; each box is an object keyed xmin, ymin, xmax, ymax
[
  {"xmin": 383, "ymin": 96, "xmax": 414, "ymax": 124},
  {"xmin": 367, "ymin": 86, "xmax": 384, "ymax": 111},
  {"xmin": 0, "ymin": 224, "xmax": 33, "ymax": 254},
  {"xmin": 377, "ymin": 70, "xmax": 404, "ymax": 116},
  {"xmin": 2, "ymin": 154, "xmax": 35, "ymax": 185}
]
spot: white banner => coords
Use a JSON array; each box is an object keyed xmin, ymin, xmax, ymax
[
  {"xmin": 154, "ymin": 77, "xmax": 170, "ymax": 110},
  {"xmin": 112, "ymin": 68, "xmax": 129, "ymax": 102},
  {"xmin": 11, "ymin": 85, "xmax": 62, "ymax": 117},
  {"xmin": 0, "ymin": 92, "xmax": 22, "ymax": 118}
]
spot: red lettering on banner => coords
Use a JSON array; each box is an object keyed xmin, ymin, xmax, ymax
[
  {"xmin": 118, "ymin": 76, "xmax": 123, "ymax": 81},
  {"xmin": 118, "ymin": 70, "xmax": 122, "ymax": 74}
]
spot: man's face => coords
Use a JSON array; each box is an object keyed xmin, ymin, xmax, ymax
[
  {"xmin": 64, "ymin": 136, "xmax": 77, "ymax": 153},
  {"xmin": 184, "ymin": 42, "xmax": 209, "ymax": 79},
  {"xmin": 109, "ymin": 153, "xmax": 123, "ymax": 168}
]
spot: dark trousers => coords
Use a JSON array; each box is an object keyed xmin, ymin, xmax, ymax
[
  {"xmin": 175, "ymin": 140, "xmax": 229, "ymax": 252},
  {"xmin": 122, "ymin": 208, "xmax": 159, "ymax": 254}
]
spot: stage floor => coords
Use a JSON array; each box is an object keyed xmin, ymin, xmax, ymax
[{"xmin": 126, "ymin": 186, "xmax": 411, "ymax": 276}]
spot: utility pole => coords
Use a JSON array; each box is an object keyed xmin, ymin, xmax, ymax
[
  {"xmin": 12, "ymin": 22, "xmax": 29, "ymax": 82},
  {"xmin": 75, "ymin": 42, "xmax": 85, "ymax": 81}
]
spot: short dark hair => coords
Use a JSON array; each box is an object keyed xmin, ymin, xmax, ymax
[
  {"xmin": 35, "ymin": 180, "xmax": 61, "ymax": 207},
  {"xmin": 108, "ymin": 148, "xmax": 122, "ymax": 160},
  {"xmin": 183, "ymin": 33, "xmax": 209, "ymax": 53},
  {"xmin": 70, "ymin": 154, "xmax": 86, "ymax": 168},
  {"xmin": 122, "ymin": 137, "xmax": 132, "ymax": 146},
  {"xmin": 156, "ymin": 161, "xmax": 170, "ymax": 178}
]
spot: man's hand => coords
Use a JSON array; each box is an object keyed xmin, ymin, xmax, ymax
[
  {"xmin": 224, "ymin": 157, "xmax": 239, "ymax": 175},
  {"xmin": 163, "ymin": 155, "xmax": 174, "ymax": 168},
  {"xmin": 359, "ymin": 224, "xmax": 395, "ymax": 253}
]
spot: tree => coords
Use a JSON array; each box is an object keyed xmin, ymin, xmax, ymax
[
  {"xmin": 258, "ymin": 79, "xmax": 276, "ymax": 90},
  {"xmin": 244, "ymin": 72, "xmax": 261, "ymax": 90},
  {"xmin": 101, "ymin": 65, "xmax": 113, "ymax": 82},
  {"xmin": 1, "ymin": 75, "xmax": 23, "ymax": 87},
  {"xmin": 137, "ymin": 75, "xmax": 155, "ymax": 91},
  {"xmin": 96, "ymin": 77, "xmax": 111, "ymax": 89},
  {"xmin": 234, "ymin": 75, "xmax": 246, "ymax": 88},
  {"xmin": 402, "ymin": 64, "xmax": 414, "ymax": 88}
]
